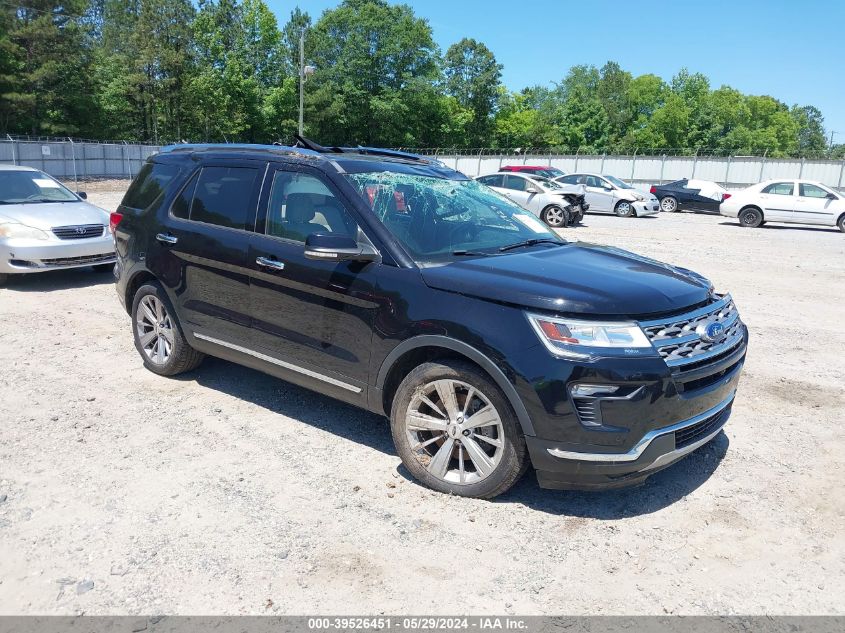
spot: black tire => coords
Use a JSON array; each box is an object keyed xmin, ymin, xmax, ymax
[
  {"xmin": 660, "ymin": 196, "xmax": 678, "ymax": 213},
  {"xmin": 838, "ymin": 214, "xmax": 845, "ymax": 233},
  {"xmin": 390, "ymin": 360, "xmax": 528, "ymax": 499},
  {"xmin": 93, "ymin": 263, "xmax": 114, "ymax": 273},
  {"xmin": 614, "ymin": 200, "xmax": 635, "ymax": 217},
  {"xmin": 541, "ymin": 205, "xmax": 569, "ymax": 228},
  {"xmin": 131, "ymin": 282, "xmax": 205, "ymax": 376},
  {"xmin": 739, "ymin": 207, "xmax": 763, "ymax": 228}
]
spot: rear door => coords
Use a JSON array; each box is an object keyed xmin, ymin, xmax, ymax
[
  {"xmin": 499, "ymin": 174, "xmax": 533, "ymax": 210},
  {"xmin": 758, "ymin": 181, "xmax": 795, "ymax": 221},
  {"xmin": 793, "ymin": 182, "xmax": 841, "ymax": 225},
  {"xmin": 157, "ymin": 159, "xmax": 265, "ymax": 346},
  {"xmin": 245, "ymin": 163, "xmax": 380, "ymax": 403}
]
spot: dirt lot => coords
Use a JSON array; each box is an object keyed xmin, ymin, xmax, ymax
[{"xmin": 1, "ymin": 186, "xmax": 844, "ymax": 616}]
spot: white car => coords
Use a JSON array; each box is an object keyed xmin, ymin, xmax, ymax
[
  {"xmin": 475, "ymin": 173, "xmax": 588, "ymax": 228},
  {"xmin": 0, "ymin": 165, "xmax": 115, "ymax": 286},
  {"xmin": 720, "ymin": 179, "xmax": 845, "ymax": 232},
  {"xmin": 555, "ymin": 173, "xmax": 660, "ymax": 217}
]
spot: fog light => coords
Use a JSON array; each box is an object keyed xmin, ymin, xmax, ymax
[{"xmin": 571, "ymin": 384, "xmax": 620, "ymax": 397}]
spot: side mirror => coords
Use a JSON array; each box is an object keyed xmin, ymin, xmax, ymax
[
  {"xmin": 77, "ymin": 191, "xmax": 87, "ymax": 200},
  {"xmin": 526, "ymin": 187, "xmax": 540, "ymax": 194},
  {"xmin": 304, "ymin": 233, "xmax": 378, "ymax": 263},
  {"xmin": 603, "ymin": 185, "xmax": 614, "ymax": 191},
  {"xmin": 826, "ymin": 192, "xmax": 837, "ymax": 200}
]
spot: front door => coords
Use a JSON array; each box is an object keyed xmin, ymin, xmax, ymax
[
  {"xmin": 154, "ymin": 159, "xmax": 265, "ymax": 346},
  {"xmin": 793, "ymin": 182, "xmax": 841, "ymax": 225},
  {"xmin": 246, "ymin": 164, "xmax": 380, "ymax": 403},
  {"xmin": 582, "ymin": 175, "xmax": 615, "ymax": 213}
]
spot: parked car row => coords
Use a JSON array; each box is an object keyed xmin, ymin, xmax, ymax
[{"xmin": 489, "ymin": 165, "xmax": 845, "ymax": 233}]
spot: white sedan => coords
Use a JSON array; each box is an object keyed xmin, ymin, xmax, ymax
[
  {"xmin": 720, "ymin": 179, "xmax": 845, "ymax": 232},
  {"xmin": 555, "ymin": 173, "xmax": 660, "ymax": 217},
  {"xmin": 0, "ymin": 165, "xmax": 115, "ymax": 286}
]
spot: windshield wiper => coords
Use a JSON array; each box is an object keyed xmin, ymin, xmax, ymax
[
  {"xmin": 452, "ymin": 249, "xmax": 493, "ymax": 257},
  {"xmin": 498, "ymin": 238, "xmax": 564, "ymax": 253}
]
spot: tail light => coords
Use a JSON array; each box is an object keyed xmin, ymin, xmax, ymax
[
  {"xmin": 109, "ymin": 211, "xmax": 123, "ymax": 233},
  {"xmin": 721, "ymin": 193, "xmax": 732, "ymax": 201},
  {"xmin": 649, "ymin": 185, "xmax": 657, "ymax": 194}
]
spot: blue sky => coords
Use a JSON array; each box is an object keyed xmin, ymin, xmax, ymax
[{"xmin": 268, "ymin": 0, "xmax": 845, "ymax": 143}]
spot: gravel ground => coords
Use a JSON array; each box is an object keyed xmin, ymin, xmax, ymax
[{"xmin": 1, "ymin": 189, "xmax": 844, "ymax": 616}]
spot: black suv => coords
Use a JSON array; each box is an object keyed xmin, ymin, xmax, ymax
[{"xmin": 112, "ymin": 140, "xmax": 748, "ymax": 499}]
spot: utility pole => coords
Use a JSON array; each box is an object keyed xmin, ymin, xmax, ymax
[
  {"xmin": 829, "ymin": 131, "xmax": 839, "ymax": 151},
  {"xmin": 298, "ymin": 30, "xmax": 305, "ymax": 136}
]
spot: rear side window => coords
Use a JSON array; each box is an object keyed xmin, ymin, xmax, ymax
[
  {"xmin": 122, "ymin": 162, "xmax": 181, "ymax": 210},
  {"xmin": 181, "ymin": 167, "xmax": 260, "ymax": 230},
  {"xmin": 762, "ymin": 182, "xmax": 793, "ymax": 196},
  {"xmin": 558, "ymin": 175, "xmax": 579, "ymax": 184}
]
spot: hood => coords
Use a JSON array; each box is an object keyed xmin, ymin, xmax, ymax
[
  {"xmin": 421, "ymin": 242, "xmax": 712, "ymax": 317},
  {"xmin": 0, "ymin": 201, "xmax": 109, "ymax": 230}
]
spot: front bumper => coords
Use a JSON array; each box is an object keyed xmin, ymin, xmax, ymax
[
  {"xmin": 511, "ymin": 317, "xmax": 747, "ymax": 490},
  {"xmin": 635, "ymin": 199, "xmax": 660, "ymax": 216},
  {"xmin": 0, "ymin": 234, "xmax": 116, "ymax": 274},
  {"xmin": 527, "ymin": 393, "xmax": 734, "ymax": 490}
]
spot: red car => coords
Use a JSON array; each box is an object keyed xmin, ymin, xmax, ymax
[{"xmin": 500, "ymin": 165, "xmax": 566, "ymax": 180}]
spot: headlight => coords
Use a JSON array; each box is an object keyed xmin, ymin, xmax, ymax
[
  {"xmin": 0, "ymin": 223, "xmax": 50, "ymax": 241},
  {"xmin": 527, "ymin": 313, "xmax": 653, "ymax": 360}
]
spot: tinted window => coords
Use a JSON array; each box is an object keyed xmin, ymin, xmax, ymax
[
  {"xmin": 265, "ymin": 171, "xmax": 357, "ymax": 242},
  {"xmin": 189, "ymin": 167, "xmax": 259, "ymax": 230},
  {"xmin": 585, "ymin": 176, "xmax": 605, "ymax": 188},
  {"xmin": 503, "ymin": 175, "xmax": 527, "ymax": 191},
  {"xmin": 478, "ymin": 175, "xmax": 503, "ymax": 187},
  {"xmin": 170, "ymin": 171, "xmax": 199, "ymax": 219},
  {"xmin": 799, "ymin": 183, "xmax": 832, "ymax": 198},
  {"xmin": 762, "ymin": 182, "xmax": 794, "ymax": 196},
  {"xmin": 558, "ymin": 175, "xmax": 579, "ymax": 184},
  {"xmin": 122, "ymin": 162, "xmax": 181, "ymax": 210}
]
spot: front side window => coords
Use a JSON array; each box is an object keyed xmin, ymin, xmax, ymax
[
  {"xmin": 345, "ymin": 172, "xmax": 563, "ymax": 262},
  {"xmin": 266, "ymin": 171, "xmax": 358, "ymax": 242},
  {"xmin": 585, "ymin": 176, "xmax": 604, "ymax": 188},
  {"xmin": 0, "ymin": 169, "xmax": 79, "ymax": 204},
  {"xmin": 799, "ymin": 183, "xmax": 833, "ymax": 199},
  {"xmin": 189, "ymin": 166, "xmax": 260, "ymax": 230},
  {"xmin": 762, "ymin": 182, "xmax": 794, "ymax": 196}
]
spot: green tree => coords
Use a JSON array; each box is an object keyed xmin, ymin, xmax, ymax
[{"xmin": 443, "ymin": 38, "xmax": 502, "ymax": 147}]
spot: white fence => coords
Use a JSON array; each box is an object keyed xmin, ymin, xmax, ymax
[
  {"xmin": 3, "ymin": 139, "xmax": 844, "ymax": 191},
  {"xmin": 431, "ymin": 152, "xmax": 845, "ymax": 191},
  {"xmin": 0, "ymin": 138, "xmax": 161, "ymax": 182}
]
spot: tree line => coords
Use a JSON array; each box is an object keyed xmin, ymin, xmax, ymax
[{"xmin": 1, "ymin": 0, "xmax": 841, "ymax": 158}]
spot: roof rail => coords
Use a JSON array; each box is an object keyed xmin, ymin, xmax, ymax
[{"xmin": 293, "ymin": 134, "xmax": 424, "ymax": 162}]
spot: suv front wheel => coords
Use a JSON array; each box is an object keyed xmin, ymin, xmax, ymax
[
  {"xmin": 131, "ymin": 282, "xmax": 205, "ymax": 376},
  {"xmin": 390, "ymin": 360, "xmax": 528, "ymax": 498}
]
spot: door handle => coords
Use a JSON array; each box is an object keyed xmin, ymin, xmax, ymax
[
  {"xmin": 256, "ymin": 256, "xmax": 285, "ymax": 270},
  {"xmin": 156, "ymin": 233, "xmax": 178, "ymax": 245}
]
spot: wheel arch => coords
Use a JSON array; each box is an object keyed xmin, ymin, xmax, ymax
[
  {"xmin": 739, "ymin": 204, "xmax": 764, "ymax": 217},
  {"xmin": 124, "ymin": 269, "xmax": 160, "ymax": 315},
  {"xmin": 374, "ymin": 335, "xmax": 536, "ymax": 437}
]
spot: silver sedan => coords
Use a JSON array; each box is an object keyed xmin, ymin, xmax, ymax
[{"xmin": 0, "ymin": 165, "xmax": 115, "ymax": 286}]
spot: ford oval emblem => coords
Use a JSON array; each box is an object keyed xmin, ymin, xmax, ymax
[{"xmin": 697, "ymin": 320, "xmax": 726, "ymax": 344}]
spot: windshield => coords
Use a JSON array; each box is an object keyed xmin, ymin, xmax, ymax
[
  {"xmin": 532, "ymin": 176, "xmax": 563, "ymax": 190},
  {"xmin": 604, "ymin": 175, "xmax": 634, "ymax": 189},
  {"xmin": 536, "ymin": 168, "xmax": 565, "ymax": 179},
  {"xmin": 345, "ymin": 172, "xmax": 563, "ymax": 262},
  {"xmin": 0, "ymin": 170, "xmax": 78, "ymax": 204}
]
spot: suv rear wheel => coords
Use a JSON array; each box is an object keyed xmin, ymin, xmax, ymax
[
  {"xmin": 390, "ymin": 360, "xmax": 527, "ymax": 499},
  {"xmin": 131, "ymin": 282, "xmax": 205, "ymax": 376}
]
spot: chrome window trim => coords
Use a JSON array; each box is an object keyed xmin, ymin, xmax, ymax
[
  {"xmin": 547, "ymin": 393, "xmax": 734, "ymax": 463},
  {"xmin": 193, "ymin": 332, "xmax": 362, "ymax": 393}
]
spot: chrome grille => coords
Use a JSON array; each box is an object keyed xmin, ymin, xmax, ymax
[
  {"xmin": 639, "ymin": 295, "xmax": 744, "ymax": 367},
  {"xmin": 52, "ymin": 224, "xmax": 105, "ymax": 240}
]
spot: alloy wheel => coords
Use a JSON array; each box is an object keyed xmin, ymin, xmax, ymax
[
  {"xmin": 543, "ymin": 206, "xmax": 566, "ymax": 227},
  {"xmin": 135, "ymin": 295, "xmax": 174, "ymax": 365},
  {"xmin": 616, "ymin": 201, "xmax": 633, "ymax": 217},
  {"xmin": 660, "ymin": 197, "xmax": 677, "ymax": 212},
  {"xmin": 405, "ymin": 379, "xmax": 505, "ymax": 485}
]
